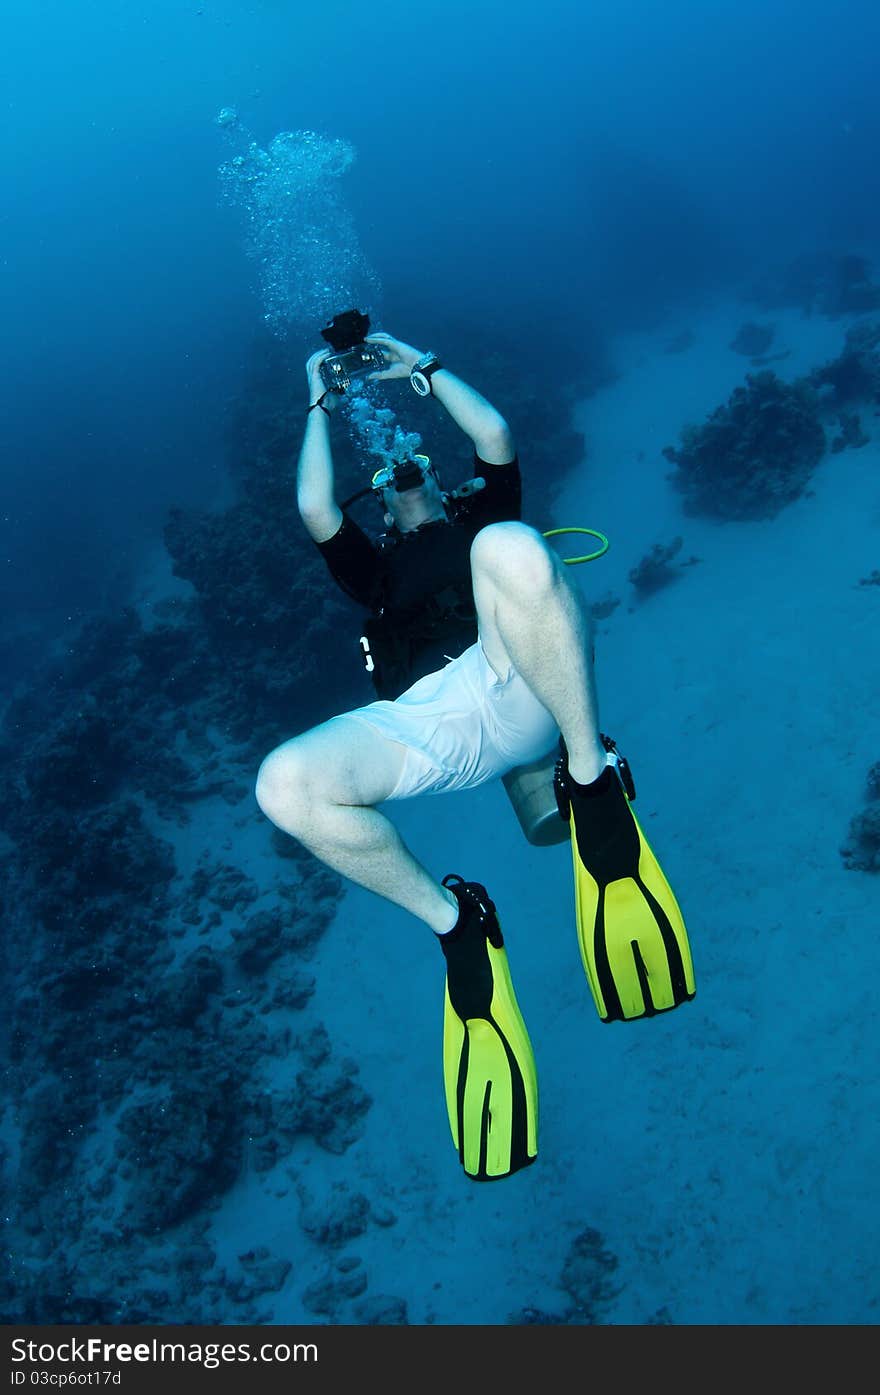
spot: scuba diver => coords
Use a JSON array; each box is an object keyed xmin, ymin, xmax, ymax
[{"xmin": 255, "ymin": 322, "xmax": 695, "ymax": 1182}]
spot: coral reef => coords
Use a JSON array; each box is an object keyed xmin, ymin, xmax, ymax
[
  {"xmin": 628, "ymin": 537, "xmax": 700, "ymax": 599},
  {"xmin": 809, "ymin": 320, "xmax": 880, "ymax": 409},
  {"xmin": 662, "ymin": 371, "xmax": 827, "ymax": 520},
  {"xmin": 590, "ymin": 592, "xmax": 621, "ymax": 622},
  {"xmin": 352, "ymin": 1295, "xmax": 409, "ymax": 1325},
  {"xmin": 747, "ymin": 251, "xmax": 880, "ymax": 318},
  {"xmin": 507, "ymin": 1226, "xmax": 622, "ymax": 1324},
  {"xmin": 302, "ymin": 1258, "xmax": 368, "ymax": 1317},
  {"xmin": 298, "ymin": 1182, "xmax": 373, "ymax": 1248},
  {"xmin": 730, "ymin": 322, "xmax": 775, "ymax": 358},
  {"xmin": 0, "ymin": 514, "xmax": 358, "ymax": 1320},
  {"xmin": 560, "ymin": 1226, "xmax": 623, "ymax": 1319},
  {"xmin": 117, "ymin": 1074, "xmax": 245, "ymax": 1232},
  {"xmin": 830, "ymin": 412, "xmax": 870, "ymax": 453},
  {"xmin": 841, "ymin": 760, "xmax": 880, "ymax": 873},
  {"xmin": 230, "ymin": 1248, "xmax": 292, "ymax": 1303},
  {"xmin": 841, "ymin": 806, "xmax": 880, "ymax": 873}
]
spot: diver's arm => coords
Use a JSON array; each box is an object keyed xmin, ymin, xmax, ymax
[
  {"xmin": 297, "ymin": 351, "xmax": 344, "ymax": 544},
  {"xmin": 430, "ymin": 372, "xmax": 515, "ymax": 465},
  {"xmin": 365, "ymin": 332, "xmax": 516, "ymax": 465}
]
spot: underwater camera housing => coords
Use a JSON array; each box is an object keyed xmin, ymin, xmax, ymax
[{"xmin": 319, "ymin": 308, "xmax": 386, "ymax": 393}]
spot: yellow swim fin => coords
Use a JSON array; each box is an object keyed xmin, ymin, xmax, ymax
[
  {"xmin": 438, "ymin": 875, "xmax": 538, "ymax": 1180},
  {"xmin": 555, "ymin": 738, "xmax": 696, "ymax": 1022}
]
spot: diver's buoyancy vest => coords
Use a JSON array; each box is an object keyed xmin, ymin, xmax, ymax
[{"xmin": 362, "ymin": 517, "xmax": 479, "ymax": 698}]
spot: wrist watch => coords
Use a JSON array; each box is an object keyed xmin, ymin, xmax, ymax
[{"xmin": 410, "ymin": 351, "xmax": 443, "ymax": 397}]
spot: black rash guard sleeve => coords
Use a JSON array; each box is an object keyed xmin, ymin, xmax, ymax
[
  {"xmin": 465, "ymin": 452, "xmax": 521, "ymax": 526},
  {"xmin": 314, "ymin": 512, "xmax": 382, "ymax": 608}
]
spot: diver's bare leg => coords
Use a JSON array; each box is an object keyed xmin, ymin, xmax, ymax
[
  {"xmin": 255, "ymin": 717, "xmax": 458, "ymax": 932},
  {"xmin": 470, "ymin": 521, "xmax": 607, "ymax": 784}
]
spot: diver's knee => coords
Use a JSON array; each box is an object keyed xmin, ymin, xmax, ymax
[
  {"xmin": 254, "ymin": 747, "xmax": 288, "ymax": 823},
  {"xmin": 471, "ymin": 521, "xmax": 555, "ymax": 595},
  {"xmin": 255, "ymin": 740, "xmax": 316, "ymax": 827}
]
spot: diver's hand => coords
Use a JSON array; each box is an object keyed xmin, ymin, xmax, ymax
[
  {"xmin": 364, "ymin": 332, "xmax": 423, "ymax": 381},
  {"xmin": 305, "ymin": 349, "xmax": 339, "ymax": 410}
]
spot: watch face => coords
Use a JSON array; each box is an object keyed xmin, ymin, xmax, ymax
[{"xmin": 411, "ymin": 354, "xmax": 440, "ymax": 395}]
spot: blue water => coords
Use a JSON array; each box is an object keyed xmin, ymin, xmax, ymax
[{"xmin": 2, "ymin": 0, "xmax": 879, "ymax": 1327}]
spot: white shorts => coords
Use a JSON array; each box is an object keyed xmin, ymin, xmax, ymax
[{"xmin": 337, "ymin": 641, "xmax": 559, "ymax": 801}]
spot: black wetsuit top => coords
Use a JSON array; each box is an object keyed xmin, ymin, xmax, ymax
[{"xmin": 316, "ymin": 454, "xmax": 521, "ymax": 699}]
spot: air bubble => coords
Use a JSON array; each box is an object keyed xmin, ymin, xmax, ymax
[{"xmin": 217, "ymin": 113, "xmax": 381, "ymax": 333}]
